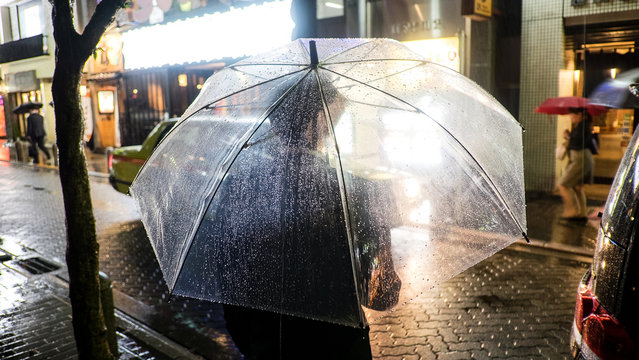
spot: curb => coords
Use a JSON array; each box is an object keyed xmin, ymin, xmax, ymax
[
  {"xmin": 47, "ymin": 272, "xmax": 203, "ymax": 360},
  {"xmin": 0, "ymin": 159, "xmax": 109, "ymax": 179},
  {"xmin": 115, "ymin": 310, "xmax": 204, "ymax": 360},
  {"xmin": 509, "ymin": 238, "xmax": 594, "ymax": 263}
]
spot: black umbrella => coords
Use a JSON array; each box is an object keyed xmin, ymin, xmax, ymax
[{"xmin": 12, "ymin": 102, "xmax": 43, "ymax": 114}]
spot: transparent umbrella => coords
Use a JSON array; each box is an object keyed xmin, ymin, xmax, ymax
[{"xmin": 130, "ymin": 38, "xmax": 527, "ymax": 328}]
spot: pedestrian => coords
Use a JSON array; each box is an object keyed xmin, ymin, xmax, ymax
[
  {"xmin": 26, "ymin": 107, "xmax": 51, "ymax": 165},
  {"xmin": 558, "ymin": 107, "xmax": 594, "ymax": 220},
  {"xmin": 215, "ymin": 78, "xmax": 401, "ymax": 360}
]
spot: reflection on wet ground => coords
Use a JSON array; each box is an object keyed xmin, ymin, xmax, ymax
[
  {"xmin": 526, "ymin": 195, "xmax": 601, "ymax": 251},
  {"xmin": 0, "ymin": 139, "xmax": 9, "ymax": 162},
  {"xmin": 97, "ymin": 220, "xmax": 239, "ymax": 358},
  {"xmin": 0, "ymin": 236, "xmax": 172, "ymax": 359}
]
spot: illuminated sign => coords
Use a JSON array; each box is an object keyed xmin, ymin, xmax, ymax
[
  {"xmin": 97, "ymin": 90, "xmax": 115, "ymax": 114},
  {"xmin": 403, "ymin": 37, "xmax": 460, "ymax": 72},
  {"xmin": 462, "ymin": 0, "xmax": 491, "ymax": 20},
  {"xmin": 122, "ymin": 0, "xmax": 293, "ymax": 69},
  {"xmin": 474, "ymin": 0, "xmax": 491, "ymax": 18}
]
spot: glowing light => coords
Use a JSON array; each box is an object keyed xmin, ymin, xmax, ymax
[
  {"xmin": 102, "ymin": 34, "xmax": 122, "ymax": 66},
  {"xmin": 334, "ymin": 112, "xmax": 353, "ymax": 154},
  {"xmin": 383, "ymin": 113, "xmax": 442, "ymax": 166},
  {"xmin": 402, "ymin": 37, "xmax": 460, "ymax": 72},
  {"xmin": 325, "ymin": 1, "xmax": 343, "ymax": 9},
  {"xmin": 178, "ymin": 74, "xmax": 188, "ymax": 87},
  {"xmin": 149, "ymin": 0, "xmax": 165, "ymax": 24},
  {"xmin": 610, "ymin": 68, "xmax": 618, "ymax": 79},
  {"xmin": 403, "ymin": 178, "xmax": 421, "ymax": 198},
  {"xmin": 122, "ymin": 0, "xmax": 294, "ymax": 69},
  {"xmin": 410, "ymin": 200, "xmax": 432, "ymax": 224}
]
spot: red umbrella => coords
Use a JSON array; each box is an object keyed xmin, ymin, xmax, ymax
[{"xmin": 535, "ymin": 96, "xmax": 607, "ymax": 115}]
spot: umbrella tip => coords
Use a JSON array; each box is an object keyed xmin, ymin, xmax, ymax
[
  {"xmin": 309, "ymin": 40, "xmax": 318, "ymax": 68},
  {"xmin": 522, "ymin": 232, "xmax": 530, "ymax": 243}
]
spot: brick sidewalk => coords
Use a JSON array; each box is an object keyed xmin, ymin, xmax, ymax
[
  {"xmin": 369, "ymin": 249, "xmax": 589, "ymax": 359},
  {"xmin": 0, "ymin": 161, "xmax": 595, "ymax": 359},
  {"xmin": 0, "ymin": 253, "xmax": 170, "ymax": 359},
  {"xmin": 0, "ymin": 163, "xmax": 240, "ymax": 359}
]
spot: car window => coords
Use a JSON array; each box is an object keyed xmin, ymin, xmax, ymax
[
  {"xmin": 153, "ymin": 122, "xmax": 176, "ymax": 149},
  {"xmin": 140, "ymin": 120, "xmax": 177, "ymax": 154},
  {"xmin": 601, "ymin": 130, "xmax": 639, "ymax": 248}
]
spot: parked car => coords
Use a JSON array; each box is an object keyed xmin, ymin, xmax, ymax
[
  {"xmin": 107, "ymin": 118, "xmax": 177, "ymax": 194},
  {"xmin": 570, "ymin": 130, "xmax": 639, "ymax": 359}
]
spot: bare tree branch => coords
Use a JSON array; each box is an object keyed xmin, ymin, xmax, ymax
[
  {"xmin": 51, "ymin": 0, "xmax": 80, "ymax": 50},
  {"xmin": 80, "ymin": 0, "xmax": 126, "ymax": 58},
  {"xmin": 52, "ymin": 0, "xmax": 125, "ymax": 63}
]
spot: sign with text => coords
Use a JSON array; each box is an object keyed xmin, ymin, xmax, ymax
[
  {"xmin": 462, "ymin": 0, "xmax": 492, "ymax": 20},
  {"xmin": 475, "ymin": 0, "xmax": 491, "ymax": 17},
  {"xmin": 4, "ymin": 71, "xmax": 38, "ymax": 93},
  {"xmin": 372, "ymin": 0, "xmax": 464, "ymax": 41},
  {"xmin": 403, "ymin": 37, "xmax": 460, "ymax": 72}
]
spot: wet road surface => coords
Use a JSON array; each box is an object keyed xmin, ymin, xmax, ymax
[{"xmin": 0, "ymin": 162, "xmax": 594, "ymax": 359}]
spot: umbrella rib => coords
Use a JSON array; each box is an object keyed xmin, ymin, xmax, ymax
[
  {"xmin": 230, "ymin": 63, "xmax": 309, "ymax": 68},
  {"xmin": 323, "ymin": 59, "xmax": 427, "ymax": 65},
  {"xmin": 169, "ymin": 69, "xmax": 314, "ymax": 292},
  {"xmin": 325, "ymin": 61, "xmax": 426, "ymax": 91},
  {"xmin": 321, "ymin": 67, "xmax": 529, "ymax": 240},
  {"xmin": 131, "ymin": 68, "xmax": 311, "ymax": 193},
  {"xmin": 185, "ymin": 67, "xmax": 310, "ymax": 117},
  {"xmin": 321, "ymin": 39, "xmax": 377, "ymax": 64},
  {"xmin": 313, "ymin": 70, "xmax": 367, "ymax": 326}
]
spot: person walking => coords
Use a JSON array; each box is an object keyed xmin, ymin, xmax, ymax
[
  {"xmin": 558, "ymin": 107, "xmax": 594, "ymax": 220},
  {"xmin": 26, "ymin": 108, "xmax": 51, "ymax": 165}
]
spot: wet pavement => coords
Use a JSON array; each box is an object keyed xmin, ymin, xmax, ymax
[{"xmin": 0, "ymin": 151, "xmax": 605, "ymax": 359}]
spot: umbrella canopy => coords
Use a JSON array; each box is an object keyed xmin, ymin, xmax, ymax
[
  {"xmin": 534, "ymin": 96, "xmax": 607, "ymax": 115},
  {"xmin": 12, "ymin": 102, "xmax": 43, "ymax": 114},
  {"xmin": 589, "ymin": 68, "xmax": 639, "ymax": 109},
  {"xmin": 130, "ymin": 38, "xmax": 527, "ymax": 327}
]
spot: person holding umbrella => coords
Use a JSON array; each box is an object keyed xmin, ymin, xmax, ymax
[
  {"xmin": 26, "ymin": 107, "xmax": 51, "ymax": 165},
  {"xmin": 131, "ymin": 39, "xmax": 528, "ymax": 359},
  {"xmin": 558, "ymin": 107, "xmax": 595, "ymax": 220}
]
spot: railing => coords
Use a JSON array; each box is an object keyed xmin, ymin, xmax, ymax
[{"xmin": 0, "ymin": 34, "xmax": 48, "ymax": 64}]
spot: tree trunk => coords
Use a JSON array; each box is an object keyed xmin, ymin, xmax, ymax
[
  {"xmin": 53, "ymin": 64, "xmax": 113, "ymax": 360},
  {"xmin": 51, "ymin": 0, "xmax": 124, "ymax": 358}
]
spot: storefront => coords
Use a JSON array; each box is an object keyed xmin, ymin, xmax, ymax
[
  {"xmin": 566, "ymin": 13, "xmax": 639, "ymax": 182},
  {"xmin": 520, "ymin": 0, "xmax": 639, "ymax": 193},
  {"xmin": 361, "ymin": 0, "xmax": 521, "ymax": 119},
  {"xmin": 84, "ymin": 0, "xmax": 294, "ymax": 148},
  {"xmin": 2, "ymin": 70, "xmax": 47, "ymax": 140},
  {"xmin": 0, "ymin": 0, "xmax": 56, "ymax": 148},
  {"xmin": 367, "ymin": 1, "xmax": 465, "ymax": 72}
]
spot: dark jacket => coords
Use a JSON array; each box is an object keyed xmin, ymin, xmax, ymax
[
  {"xmin": 26, "ymin": 113, "xmax": 46, "ymax": 139},
  {"xmin": 568, "ymin": 118, "xmax": 593, "ymax": 151}
]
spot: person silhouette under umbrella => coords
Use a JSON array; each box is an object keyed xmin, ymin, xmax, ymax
[{"xmin": 26, "ymin": 107, "xmax": 51, "ymax": 165}]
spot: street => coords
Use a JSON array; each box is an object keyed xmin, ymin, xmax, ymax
[{"xmin": 0, "ymin": 162, "xmax": 590, "ymax": 359}]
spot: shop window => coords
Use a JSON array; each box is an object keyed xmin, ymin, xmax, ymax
[
  {"xmin": 18, "ymin": 1, "xmax": 43, "ymax": 38},
  {"xmin": 0, "ymin": 0, "xmax": 43, "ymax": 42},
  {"xmin": 317, "ymin": 0, "xmax": 343, "ymax": 19}
]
